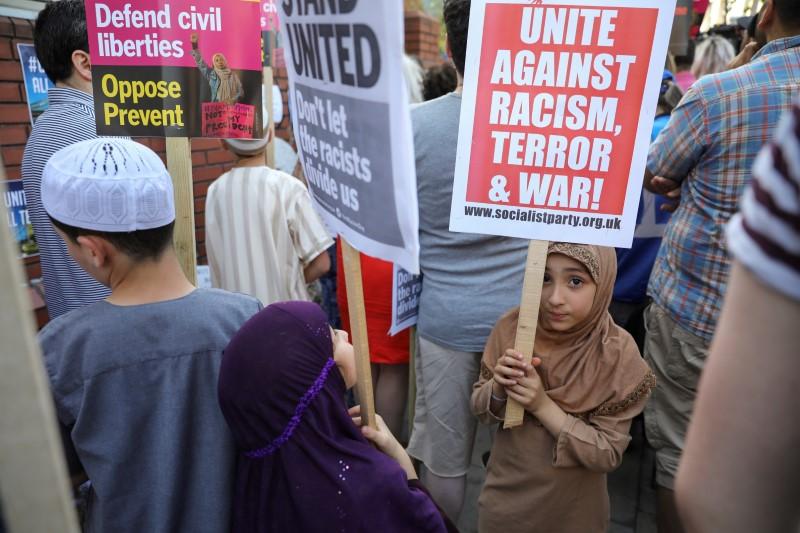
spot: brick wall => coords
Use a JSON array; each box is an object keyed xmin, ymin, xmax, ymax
[
  {"xmin": 405, "ymin": 10, "xmax": 443, "ymax": 67},
  {"xmin": 1, "ymin": 12, "xmax": 436, "ymax": 327}
]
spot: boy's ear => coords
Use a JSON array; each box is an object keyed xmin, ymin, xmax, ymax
[
  {"xmin": 71, "ymin": 50, "xmax": 92, "ymax": 82},
  {"xmin": 75, "ymin": 235, "xmax": 112, "ymax": 269},
  {"xmin": 757, "ymin": 0, "xmax": 774, "ymax": 32}
]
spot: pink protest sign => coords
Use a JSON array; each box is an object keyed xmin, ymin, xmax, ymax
[
  {"xmin": 261, "ymin": 0, "xmax": 280, "ymax": 32},
  {"xmin": 84, "ymin": 0, "xmax": 263, "ymax": 138}
]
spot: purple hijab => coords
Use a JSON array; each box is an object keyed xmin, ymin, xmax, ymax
[{"xmin": 218, "ymin": 301, "xmax": 449, "ymax": 533}]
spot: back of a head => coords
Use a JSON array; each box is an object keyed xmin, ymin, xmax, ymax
[
  {"xmin": 34, "ymin": 0, "xmax": 88, "ymax": 84},
  {"xmin": 691, "ymin": 35, "xmax": 736, "ymax": 79},
  {"xmin": 222, "ymin": 135, "xmax": 269, "ymax": 159},
  {"xmin": 42, "ymin": 138, "xmax": 176, "ymax": 261},
  {"xmin": 422, "ymin": 63, "xmax": 459, "ymax": 101},
  {"xmin": 444, "ymin": 0, "xmax": 471, "ymax": 77},
  {"xmin": 774, "ymin": 0, "xmax": 800, "ymax": 33}
]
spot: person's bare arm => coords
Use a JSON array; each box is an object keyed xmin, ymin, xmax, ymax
[
  {"xmin": 676, "ymin": 263, "xmax": 800, "ymax": 532},
  {"xmin": 643, "ymin": 168, "xmax": 683, "ymax": 212},
  {"xmin": 303, "ymin": 251, "xmax": 330, "ymax": 283}
]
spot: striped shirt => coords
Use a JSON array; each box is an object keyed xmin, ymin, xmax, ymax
[
  {"xmin": 205, "ymin": 166, "xmax": 333, "ymax": 306},
  {"xmin": 728, "ymin": 100, "xmax": 800, "ymax": 302},
  {"xmin": 646, "ymin": 36, "xmax": 800, "ymax": 342},
  {"xmin": 21, "ymin": 87, "xmax": 111, "ymax": 319}
]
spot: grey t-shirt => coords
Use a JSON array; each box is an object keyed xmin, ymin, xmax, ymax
[
  {"xmin": 413, "ymin": 93, "xmax": 528, "ymax": 352},
  {"xmin": 39, "ymin": 289, "xmax": 261, "ymax": 533}
]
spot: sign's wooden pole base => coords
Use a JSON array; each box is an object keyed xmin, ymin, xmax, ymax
[
  {"xmin": 341, "ymin": 238, "xmax": 377, "ymax": 429},
  {"xmin": 166, "ymin": 137, "xmax": 197, "ymax": 285},
  {"xmin": 504, "ymin": 239, "xmax": 549, "ymax": 429},
  {"xmin": 263, "ymin": 65, "xmax": 276, "ymax": 168},
  {"xmin": 0, "ymin": 156, "xmax": 80, "ymax": 532}
]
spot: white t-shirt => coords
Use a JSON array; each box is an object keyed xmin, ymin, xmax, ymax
[
  {"xmin": 205, "ymin": 166, "xmax": 333, "ymax": 305},
  {"xmin": 728, "ymin": 100, "xmax": 800, "ymax": 301}
]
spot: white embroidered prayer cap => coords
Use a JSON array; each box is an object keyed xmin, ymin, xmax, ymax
[{"xmin": 42, "ymin": 138, "xmax": 175, "ymax": 232}]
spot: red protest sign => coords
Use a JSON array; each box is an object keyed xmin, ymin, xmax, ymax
[{"xmin": 450, "ymin": 0, "xmax": 675, "ymax": 248}]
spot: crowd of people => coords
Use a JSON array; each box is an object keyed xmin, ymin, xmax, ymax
[{"xmin": 9, "ymin": 0, "xmax": 800, "ymax": 531}]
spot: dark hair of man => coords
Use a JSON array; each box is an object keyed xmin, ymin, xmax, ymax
[
  {"xmin": 422, "ymin": 63, "xmax": 458, "ymax": 101},
  {"xmin": 773, "ymin": 0, "xmax": 800, "ymax": 29},
  {"xmin": 443, "ymin": 0, "xmax": 471, "ymax": 76},
  {"xmin": 34, "ymin": 0, "xmax": 89, "ymax": 84},
  {"xmin": 49, "ymin": 217, "xmax": 175, "ymax": 261}
]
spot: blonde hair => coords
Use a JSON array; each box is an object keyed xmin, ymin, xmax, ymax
[{"xmin": 691, "ymin": 36, "xmax": 736, "ymax": 79}]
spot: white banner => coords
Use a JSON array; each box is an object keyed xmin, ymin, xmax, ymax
[
  {"xmin": 280, "ymin": 0, "xmax": 420, "ymax": 273},
  {"xmin": 449, "ymin": 0, "xmax": 675, "ymax": 248},
  {"xmin": 390, "ymin": 264, "xmax": 421, "ymax": 336}
]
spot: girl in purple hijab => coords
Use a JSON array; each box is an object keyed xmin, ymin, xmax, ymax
[{"xmin": 218, "ymin": 301, "xmax": 455, "ymax": 532}]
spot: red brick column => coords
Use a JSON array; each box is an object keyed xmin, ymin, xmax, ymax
[{"xmin": 405, "ymin": 10, "xmax": 443, "ymax": 67}]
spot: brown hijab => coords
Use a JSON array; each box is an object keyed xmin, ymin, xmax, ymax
[{"xmin": 482, "ymin": 243, "xmax": 655, "ymax": 418}]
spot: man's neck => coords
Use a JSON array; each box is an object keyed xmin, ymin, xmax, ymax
[
  {"xmin": 105, "ymin": 251, "xmax": 195, "ymax": 306},
  {"xmin": 235, "ymin": 153, "xmax": 267, "ymax": 168},
  {"xmin": 765, "ymin": 27, "xmax": 800, "ymax": 44},
  {"xmin": 55, "ymin": 77, "xmax": 93, "ymax": 95}
]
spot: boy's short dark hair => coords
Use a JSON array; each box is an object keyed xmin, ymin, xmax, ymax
[
  {"xmin": 774, "ymin": 0, "xmax": 800, "ymax": 29},
  {"xmin": 422, "ymin": 63, "xmax": 458, "ymax": 101},
  {"xmin": 34, "ymin": 0, "xmax": 89, "ymax": 84},
  {"xmin": 50, "ymin": 217, "xmax": 175, "ymax": 261},
  {"xmin": 443, "ymin": 0, "xmax": 471, "ymax": 77}
]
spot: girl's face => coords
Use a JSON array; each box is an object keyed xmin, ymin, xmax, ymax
[
  {"xmin": 540, "ymin": 253, "xmax": 597, "ymax": 332},
  {"xmin": 331, "ymin": 327, "xmax": 357, "ymax": 389}
]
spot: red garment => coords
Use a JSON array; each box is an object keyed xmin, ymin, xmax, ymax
[{"xmin": 336, "ymin": 240, "xmax": 410, "ymax": 364}]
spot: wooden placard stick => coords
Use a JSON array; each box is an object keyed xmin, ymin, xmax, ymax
[
  {"xmin": 263, "ymin": 34, "xmax": 276, "ymax": 168},
  {"xmin": 503, "ymin": 239, "xmax": 549, "ymax": 429},
  {"xmin": 0, "ymin": 157, "xmax": 80, "ymax": 532},
  {"xmin": 340, "ymin": 237, "xmax": 377, "ymax": 429},
  {"xmin": 166, "ymin": 137, "xmax": 197, "ymax": 285}
]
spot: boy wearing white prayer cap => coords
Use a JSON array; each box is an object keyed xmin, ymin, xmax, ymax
[{"xmin": 37, "ymin": 138, "xmax": 261, "ymax": 533}]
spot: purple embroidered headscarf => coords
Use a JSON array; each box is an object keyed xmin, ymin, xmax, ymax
[{"xmin": 218, "ymin": 301, "xmax": 448, "ymax": 533}]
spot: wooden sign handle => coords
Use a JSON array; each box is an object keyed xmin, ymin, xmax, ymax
[
  {"xmin": 263, "ymin": 65, "xmax": 276, "ymax": 168},
  {"xmin": 503, "ymin": 240, "xmax": 549, "ymax": 429},
  {"xmin": 166, "ymin": 137, "xmax": 197, "ymax": 285},
  {"xmin": 0, "ymin": 155, "xmax": 80, "ymax": 532},
  {"xmin": 340, "ymin": 238, "xmax": 377, "ymax": 429}
]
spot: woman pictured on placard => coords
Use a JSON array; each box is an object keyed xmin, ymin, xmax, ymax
[{"xmin": 190, "ymin": 33, "xmax": 243, "ymax": 105}]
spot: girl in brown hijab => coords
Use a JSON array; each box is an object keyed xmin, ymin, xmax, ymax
[{"xmin": 471, "ymin": 243, "xmax": 655, "ymax": 533}]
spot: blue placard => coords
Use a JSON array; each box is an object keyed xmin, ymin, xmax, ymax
[
  {"xmin": 3, "ymin": 180, "xmax": 38, "ymax": 258},
  {"xmin": 17, "ymin": 43, "xmax": 52, "ymax": 124}
]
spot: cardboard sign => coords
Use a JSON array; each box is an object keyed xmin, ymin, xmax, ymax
[
  {"xmin": 449, "ymin": 0, "xmax": 675, "ymax": 248},
  {"xmin": 17, "ymin": 44, "xmax": 53, "ymax": 124},
  {"xmin": 279, "ymin": 0, "xmax": 420, "ymax": 273},
  {"xmin": 3, "ymin": 180, "xmax": 38, "ymax": 258},
  {"xmin": 84, "ymin": 0, "xmax": 263, "ymax": 138},
  {"xmin": 390, "ymin": 264, "xmax": 421, "ymax": 336}
]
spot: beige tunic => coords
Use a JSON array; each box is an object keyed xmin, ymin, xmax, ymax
[
  {"xmin": 205, "ymin": 166, "xmax": 333, "ymax": 305},
  {"xmin": 472, "ymin": 373, "xmax": 650, "ymax": 533}
]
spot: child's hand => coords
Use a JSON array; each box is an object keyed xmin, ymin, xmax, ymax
[
  {"xmin": 348, "ymin": 405, "xmax": 402, "ymax": 458},
  {"xmin": 501, "ymin": 350, "xmax": 548, "ymax": 414},
  {"xmin": 349, "ymin": 405, "xmax": 418, "ymax": 480},
  {"xmin": 494, "ymin": 349, "xmax": 541, "ymax": 389}
]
